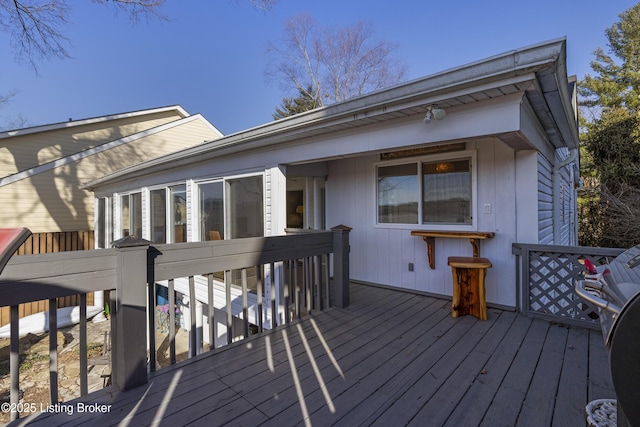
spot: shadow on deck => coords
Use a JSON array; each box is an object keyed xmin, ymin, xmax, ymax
[{"xmin": 6, "ymin": 283, "xmax": 614, "ymax": 426}]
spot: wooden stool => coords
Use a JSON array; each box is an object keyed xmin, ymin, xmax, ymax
[{"xmin": 447, "ymin": 256, "xmax": 492, "ymax": 320}]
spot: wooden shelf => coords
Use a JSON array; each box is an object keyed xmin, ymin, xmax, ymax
[{"xmin": 410, "ymin": 230, "xmax": 495, "ymax": 269}]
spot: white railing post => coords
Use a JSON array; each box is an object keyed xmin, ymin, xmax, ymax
[{"xmin": 111, "ymin": 236, "xmax": 151, "ymax": 391}]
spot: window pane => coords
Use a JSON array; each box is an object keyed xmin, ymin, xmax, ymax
[
  {"xmin": 97, "ymin": 198, "xmax": 105, "ymax": 248},
  {"xmin": 227, "ymin": 176, "xmax": 264, "ymax": 238},
  {"xmin": 199, "ymin": 182, "xmax": 224, "ymax": 241},
  {"xmin": 170, "ymin": 185, "xmax": 187, "ymax": 243},
  {"xmin": 120, "ymin": 195, "xmax": 130, "ymax": 237},
  {"xmin": 422, "ymin": 159, "xmax": 471, "ymax": 224},
  {"xmin": 130, "ymin": 193, "xmax": 143, "ymax": 238},
  {"xmin": 378, "ymin": 164, "xmax": 418, "ymax": 224},
  {"xmin": 150, "ymin": 189, "xmax": 167, "ymax": 244}
]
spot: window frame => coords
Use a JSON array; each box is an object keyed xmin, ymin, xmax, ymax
[
  {"xmin": 95, "ymin": 196, "xmax": 113, "ymax": 248},
  {"xmin": 193, "ymin": 172, "xmax": 266, "ymax": 241},
  {"xmin": 374, "ymin": 150, "xmax": 478, "ymax": 231},
  {"xmin": 117, "ymin": 191, "xmax": 143, "ymax": 239}
]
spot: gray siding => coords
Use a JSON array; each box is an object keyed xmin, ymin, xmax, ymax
[
  {"xmin": 326, "ymin": 138, "xmax": 517, "ymax": 308},
  {"xmin": 537, "ymin": 153, "xmax": 554, "ymax": 244}
]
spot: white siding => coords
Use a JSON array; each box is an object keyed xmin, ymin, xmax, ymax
[
  {"xmin": 327, "ymin": 138, "xmax": 517, "ymax": 308},
  {"xmin": 186, "ymin": 180, "xmax": 195, "ymax": 242},
  {"xmin": 141, "ymin": 188, "xmax": 150, "ymax": 241}
]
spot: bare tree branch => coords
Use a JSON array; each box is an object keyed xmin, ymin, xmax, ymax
[
  {"xmin": 0, "ymin": 0, "xmax": 167, "ymax": 70},
  {"xmin": 266, "ymin": 13, "xmax": 407, "ymax": 109},
  {"xmin": 0, "ymin": 0, "xmax": 71, "ymax": 69},
  {"xmin": 92, "ymin": 0, "xmax": 167, "ymax": 23}
]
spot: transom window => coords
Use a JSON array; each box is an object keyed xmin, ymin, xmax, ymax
[{"xmin": 377, "ymin": 154, "xmax": 474, "ymax": 226}]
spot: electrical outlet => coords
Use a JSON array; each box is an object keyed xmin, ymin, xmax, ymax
[
  {"xmin": 483, "ymin": 203, "xmax": 492, "ymax": 214},
  {"xmin": 408, "ymin": 263, "xmax": 414, "ymax": 271}
]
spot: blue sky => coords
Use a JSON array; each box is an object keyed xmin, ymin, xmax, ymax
[{"xmin": 0, "ymin": 1, "xmax": 638, "ymax": 135}]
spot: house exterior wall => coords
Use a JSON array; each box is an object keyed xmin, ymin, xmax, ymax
[
  {"xmin": 537, "ymin": 147, "xmax": 577, "ymax": 245},
  {"xmin": 555, "ymin": 149, "xmax": 577, "ymax": 246},
  {"xmin": 326, "ymin": 137, "xmax": 519, "ymax": 308},
  {"xmin": 538, "ymin": 153, "xmax": 554, "ymax": 244},
  {"xmin": 0, "ymin": 110, "xmax": 183, "ymax": 177},
  {"xmin": 88, "ymin": 97, "xmax": 569, "ymax": 310},
  {"xmin": 0, "ymin": 117, "xmax": 218, "ymax": 232}
]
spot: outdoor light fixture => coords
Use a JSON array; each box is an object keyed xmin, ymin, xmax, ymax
[{"xmin": 423, "ymin": 106, "xmax": 446, "ymax": 123}]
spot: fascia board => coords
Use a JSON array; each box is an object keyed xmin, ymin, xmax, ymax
[{"xmin": 0, "ymin": 105, "xmax": 190, "ymax": 139}]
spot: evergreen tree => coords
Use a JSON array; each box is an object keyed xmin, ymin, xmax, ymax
[
  {"xmin": 579, "ymin": 3, "xmax": 640, "ymax": 247},
  {"xmin": 273, "ymin": 86, "xmax": 321, "ymax": 120},
  {"xmin": 581, "ymin": 3, "xmax": 640, "ymax": 111}
]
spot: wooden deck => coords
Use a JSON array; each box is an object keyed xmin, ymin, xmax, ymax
[{"xmin": 8, "ymin": 283, "xmax": 614, "ymax": 426}]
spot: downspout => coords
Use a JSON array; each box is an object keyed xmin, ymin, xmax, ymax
[{"xmin": 553, "ymin": 148, "xmax": 579, "ymax": 244}]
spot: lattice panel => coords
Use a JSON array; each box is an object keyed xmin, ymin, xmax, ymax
[{"xmin": 527, "ymin": 251, "xmax": 610, "ymax": 324}]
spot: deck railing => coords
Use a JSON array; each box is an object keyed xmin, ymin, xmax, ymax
[
  {"xmin": 0, "ymin": 226, "xmax": 350, "ymax": 421},
  {"xmin": 512, "ymin": 243, "xmax": 624, "ymax": 329},
  {"xmin": 0, "ymin": 230, "xmax": 96, "ymax": 328}
]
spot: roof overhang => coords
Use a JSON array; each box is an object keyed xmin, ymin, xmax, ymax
[{"xmin": 83, "ymin": 38, "xmax": 578, "ymax": 191}]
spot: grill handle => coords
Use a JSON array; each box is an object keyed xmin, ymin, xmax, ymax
[{"xmin": 575, "ymin": 280, "xmax": 622, "ymax": 315}]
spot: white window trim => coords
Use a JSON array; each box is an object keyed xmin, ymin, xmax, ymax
[
  {"xmin": 115, "ymin": 190, "xmax": 143, "ymax": 239},
  {"xmin": 94, "ymin": 196, "xmax": 113, "ymax": 249},
  {"xmin": 193, "ymin": 178, "xmax": 224, "ymax": 242},
  {"xmin": 193, "ymin": 171, "xmax": 266, "ymax": 241},
  {"xmin": 374, "ymin": 149, "xmax": 478, "ymax": 231}
]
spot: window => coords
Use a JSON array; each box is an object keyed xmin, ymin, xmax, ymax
[
  {"xmin": 96, "ymin": 196, "xmax": 113, "ymax": 248},
  {"xmin": 199, "ymin": 181, "xmax": 224, "ymax": 241},
  {"xmin": 422, "ymin": 159, "xmax": 471, "ymax": 224},
  {"xmin": 377, "ymin": 154, "xmax": 473, "ymax": 226},
  {"xmin": 197, "ymin": 175, "xmax": 264, "ymax": 293},
  {"xmin": 170, "ymin": 185, "xmax": 187, "ymax": 243},
  {"xmin": 196, "ymin": 174, "xmax": 264, "ymax": 240},
  {"xmin": 121, "ymin": 193, "xmax": 142, "ymax": 237},
  {"xmin": 226, "ymin": 176, "xmax": 264, "ymax": 238},
  {"xmin": 378, "ymin": 164, "xmax": 418, "ymax": 224},
  {"xmin": 150, "ymin": 189, "xmax": 167, "ymax": 243}
]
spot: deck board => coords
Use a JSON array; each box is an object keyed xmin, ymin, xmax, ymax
[
  {"xmin": 444, "ymin": 313, "xmax": 532, "ymax": 427},
  {"xmin": 6, "ymin": 283, "xmax": 615, "ymax": 427}
]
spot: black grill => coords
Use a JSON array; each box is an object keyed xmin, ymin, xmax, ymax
[{"xmin": 576, "ymin": 246, "xmax": 640, "ymax": 426}]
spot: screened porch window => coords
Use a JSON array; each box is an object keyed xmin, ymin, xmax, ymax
[{"xmin": 377, "ymin": 156, "xmax": 472, "ymax": 225}]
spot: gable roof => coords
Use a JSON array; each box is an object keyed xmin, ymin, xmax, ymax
[
  {"xmin": 0, "ymin": 114, "xmax": 220, "ymax": 187},
  {"xmin": 0, "ymin": 105, "xmax": 190, "ymax": 139},
  {"xmin": 83, "ymin": 38, "xmax": 578, "ymax": 190}
]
